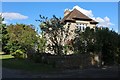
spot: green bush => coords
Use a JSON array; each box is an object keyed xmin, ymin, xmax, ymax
[{"xmin": 11, "ymin": 49, "xmax": 26, "ymax": 59}]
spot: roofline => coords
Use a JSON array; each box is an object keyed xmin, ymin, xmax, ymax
[
  {"xmin": 90, "ymin": 22, "xmax": 99, "ymax": 24},
  {"xmin": 72, "ymin": 17, "xmax": 92, "ymax": 21}
]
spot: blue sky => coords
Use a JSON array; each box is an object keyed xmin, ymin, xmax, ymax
[{"xmin": 2, "ymin": 2, "xmax": 118, "ymax": 33}]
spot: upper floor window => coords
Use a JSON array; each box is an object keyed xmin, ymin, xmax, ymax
[{"xmin": 76, "ymin": 23, "xmax": 87, "ymax": 32}]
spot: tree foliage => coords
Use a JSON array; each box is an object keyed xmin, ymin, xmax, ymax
[
  {"xmin": 5, "ymin": 24, "xmax": 38, "ymax": 58},
  {"xmin": 73, "ymin": 27, "xmax": 96, "ymax": 54},
  {"xmin": 95, "ymin": 28, "xmax": 119, "ymax": 65},
  {"xmin": 0, "ymin": 15, "xmax": 10, "ymax": 53},
  {"xmin": 74, "ymin": 26, "xmax": 120, "ymax": 65},
  {"xmin": 36, "ymin": 15, "xmax": 71, "ymax": 55},
  {"xmin": 36, "ymin": 33, "xmax": 47, "ymax": 53}
]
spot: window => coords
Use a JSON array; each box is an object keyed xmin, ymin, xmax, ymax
[
  {"xmin": 83, "ymin": 26, "xmax": 85, "ymax": 31},
  {"xmin": 71, "ymin": 30, "xmax": 74, "ymax": 32},
  {"xmin": 76, "ymin": 23, "xmax": 87, "ymax": 32},
  {"xmin": 68, "ymin": 22, "xmax": 71, "ymax": 25}
]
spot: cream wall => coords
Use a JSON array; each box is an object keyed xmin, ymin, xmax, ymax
[
  {"xmin": 76, "ymin": 20, "xmax": 96, "ymax": 28},
  {"xmin": 64, "ymin": 20, "xmax": 96, "ymax": 31},
  {"xmin": 63, "ymin": 20, "xmax": 97, "ymax": 40}
]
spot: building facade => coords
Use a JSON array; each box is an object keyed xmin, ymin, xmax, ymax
[{"xmin": 62, "ymin": 9, "xmax": 98, "ymax": 40}]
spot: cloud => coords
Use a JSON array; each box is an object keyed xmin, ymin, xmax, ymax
[
  {"xmin": 1, "ymin": 12, "xmax": 28, "ymax": 20},
  {"xmin": 95, "ymin": 17, "xmax": 114, "ymax": 27},
  {"xmin": 2, "ymin": 20, "xmax": 8, "ymax": 24},
  {"xmin": 65, "ymin": 5, "xmax": 114, "ymax": 27}
]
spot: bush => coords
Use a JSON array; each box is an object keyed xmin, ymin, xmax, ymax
[
  {"xmin": 11, "ymin": 49, "xmax": 26, "ymax": 59},
  {"xmin": 32, "ymin": 52, "xmax": 52, "ymax": 64}
]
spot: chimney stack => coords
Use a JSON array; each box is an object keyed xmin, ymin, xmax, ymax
[{"xmin": 64, "ymin": 9, "xmax": 70, "ymax": 17}]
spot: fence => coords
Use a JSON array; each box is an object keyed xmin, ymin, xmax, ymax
[{"xmin": 45, "ymin": 53, "xmax": 100, "ymax": 69}]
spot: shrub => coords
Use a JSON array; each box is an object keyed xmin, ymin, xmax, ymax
[
  {"xmin": 11, "ymin": 49, "xmax": 26, "ymax": 59},
  {"xmin": 32, "ymin": 52, "xmax": 52, "ymax": 64}
]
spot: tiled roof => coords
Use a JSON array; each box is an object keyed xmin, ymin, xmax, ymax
[{"xmin": 62, "ymin": 9, "xmax": 98, "ymax": 24}]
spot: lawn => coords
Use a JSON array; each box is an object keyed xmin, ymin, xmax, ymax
[
  {"xmin": 0, "ymin": 52, "xmax": 57, "ymax": 73},
  {"xmin": 0, "ymin": 54, "xmax": 14, "ymax": 59}
]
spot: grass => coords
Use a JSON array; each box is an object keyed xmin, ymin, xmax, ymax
[
  {"xmin": 0, "ymin": 52, "xmax": 57, "ymax": 73},
  {"xmin": 0, "ymin": 54, "xmax": 14, "ymax": 59}
]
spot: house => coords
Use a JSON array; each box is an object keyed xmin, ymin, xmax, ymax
[
  {"xmin": 62, "ymin": 8, "xmax": 98, "ymax": 30},
  {"xmin": 43, "ymin": 8, "xmax": 101, "ymax": 66},
  {"xmin": 61, "ymin": 8, "xmax": 98, "ymax": 50},
  {"xmin": 45, "ymin": 8, "xmax": 99, "ymax": 55}
]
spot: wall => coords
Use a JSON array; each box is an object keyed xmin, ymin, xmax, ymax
[{"xmin": 46, "ymin": 54, "xmax": 100, "ymax": 69}]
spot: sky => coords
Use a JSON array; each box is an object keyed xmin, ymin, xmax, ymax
[
  {"xmin": 1, "ymin": 2, "xmax": 118, "ymax": 33},
  {"xmin": 2, "ymin": 0, "xmax": 119, "ymax": 2}
]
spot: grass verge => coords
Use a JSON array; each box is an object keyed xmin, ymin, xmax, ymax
[{"xmin": 0, "ymin": 53, "xmax": 57, "ymax": 73}]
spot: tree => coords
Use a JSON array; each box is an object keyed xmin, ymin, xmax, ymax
[
  {"xmin": 73, "ymin": 30, "xmax": 85, "ymax": 54},
  {"xmin": 95, "ymin": 27, "xmax": 119, "ymax": 65},
  {"xmin": 0, "ymin": 15, "xmax": 10, "ymax": 53},
  {"xmin": 73, "ymin": 26, "xmax": 119, "ymax": 65},
  {"xmin": 73, "ymin": 27, "xmax": 96, "ymax": 54},
  {"xmin": 36, "ymin": 15, "xmax": 72, "ymax": 55},
  {"xmin": 0, "ymin": 15, "xmax": 2, "ymax": 51},
  {"xmin": 6, "ymin": 24, "xmax": 38, "ymax": 58},
  {"xmin": 117, "ymin": 34, "xmax": 120, "ymax": 64},
  {"xmin": 36, "ymin": 32, "xmax": 47, "ymax": 53}
]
